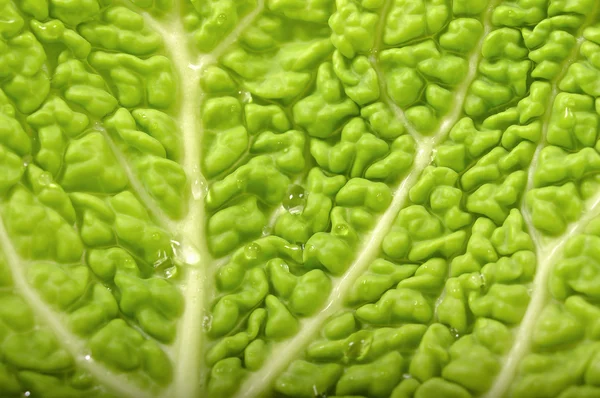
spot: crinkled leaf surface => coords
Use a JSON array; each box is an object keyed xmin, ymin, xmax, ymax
[{"xmin": 2, "ymin": 0, "xmax": 600, "ymax": 397}]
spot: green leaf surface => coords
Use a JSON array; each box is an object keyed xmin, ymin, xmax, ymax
[{"xmin": 1, "ymin": 0, "xmax": 600, "ymax": 397}]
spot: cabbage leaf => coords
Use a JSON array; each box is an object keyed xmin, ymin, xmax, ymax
[{"xmin": 1, "ymin": 0, "xmax": 600, "ymax": 397}]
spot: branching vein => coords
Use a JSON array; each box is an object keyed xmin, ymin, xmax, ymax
[
  {"xmin": 233, "ymin": 2, "xmax": 499, "ymax": 396},
  {"xmin": 0, "ymin": 217, "xmax": 149, "ymax": 398},
  {"xmin": 491, "ymin": 4, "xmax": 600, "ymax": 395},
  {"xmin": 139, "ymin": 1, "xmax": 266, "ymax": 397}
]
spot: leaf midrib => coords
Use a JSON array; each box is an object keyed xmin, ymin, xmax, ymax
[
  {"xmin": 0, "ymin": 1, "xmax": 266, "ymax": 397},
  {"xmin": 140, "ymin": 2, "xmax": 268, "ymax": 397}
]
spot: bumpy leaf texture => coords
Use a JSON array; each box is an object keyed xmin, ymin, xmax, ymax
[{"xmin": 2, "ymin": 0, "xmax": 600, "ymax": 397}]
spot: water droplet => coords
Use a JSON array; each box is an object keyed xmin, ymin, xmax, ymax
[
  {"xmin": 343, "ymin": 331, "xmax": 372, "ymax": 362},
  {"xmin": 38, "ymin": 171, "xmax": 53, "ymax": 186},
  {"xmin": 244, "ymin": 242, "xmax": 261, "ymax": 260},
  {"xmin": 170, "ymin": 240, "xmax": 183, "ymax": 264},
  {"xmin": 283, "ymin": 184, "xmax": 306, "ymax": 215},
  {"xmin": 164, "ymin": 265, "xmax": 178, "ymax": 279},
  {"xmin": 24, "ymin": 392, "xmax": 31, "ymax": 397},
  {"xmin": 479, "ymin": 273, "xmax": 487, "ymax": 290},
  {"xmin": 288, "ymin": 244, "xmax": 303, "ymax": 257},
  {"xmin": 153, "ymin": 250, "xmax": 169, "ymax": 268},
  {"xmin": 192, "ymin": 176, "xmax": 208, "ymax": 200},
  {"xmin": 151, "ymin": 232, "xmax": 161, "ymax": 241},
  {"xmin": 217, "ymin": 13, "xmax": 227, "ymax": 25},
  {"xmin": 335, "ymin": 224, "xmax": 349, "ymax": 236},
  {"xmin": 84, "ymin": 355, "xmax": 91, "ymax": 361},
  {"xmin": 186, "ymin": 248, "xmax": 200, "ymax": 265},
  {"xmin": 262, "ymin": 225, "xmax": 272, "ymax": 236},
  {"xmin": 122, "ymin": 257, "xmax": 136, "ymax": 272},
  {"xmin": 171, "ymin": 240, "xmax": 201, "ymax": 266},
  {"xmin": 288, "ymin": 205, "xmax": 303, "ymax": 215},
  {"xmin": 188, "ymin": 62, "xmax": 202, "ymax": 71},
  {"xmin": 22, "ymin": 155, "xmax": 32, "ymax": 168},
  {"xmin": 240, "ymin": 90, "xmax": 253, "ymax": 103},
  {"xmin": 236, "ymin": 178, "xmax": 245, "ymax": 189},
  {"xmin": 93, "ymin": 120, "xmax": 105, "ymax": 131},
  {"xmin": 202, "ymin": 314, "xmax": 213, "ymax": 331},
  {"xmin": 564, "ymin": 106, "xmax": 574, "ymax": 120},
  {"xmin": 450, "ymin": 327, "xmax": 460, "ymax": 338},
  {"xmin": 312, "ymin": 385, "xmax": 327, "ymax": 398}
]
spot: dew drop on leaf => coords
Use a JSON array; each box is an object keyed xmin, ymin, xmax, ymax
[
  {"xmin": 244, "ymin": 242, "xmax": 261, "ymax": 260},
  {"xmin": 283, "ymin": 184, "xmax": 306, "ymax": 215},
  {"xmin": 202, "ymin": 313, "xmax": 213, "ymax": 332},
  {"xmin": 262, "ymin": 225, "xmax": 272, "ymax": 236},
  {"xmin": 164, "ymin": 265, "xmax": 178, "ymax": 279},
  {"xmin": 38, "ymin": 171, "xmax": 53, "ymax": 186},
  {"xmin": 563, "ymin": 106, "xmax": 574, "ymax": 122},
  {"xmin": 335, "ymin": 224, "xmax": 349, "ymax": 237},
  {"xmin": 239, "ymin": 90, "xmax": 253, "ymax": 103},
  {"xmin": 153, "ymin": 249, "xmax": 170, "ymax": 268},
  {"xmin": 22, "ymin": 155, "xmax": 32, "ymax": 168},
  {"xmin": 343, "ymin": 331, "xmax": 372, "ymax": 362},
  {"xmin": 191, "ymin": 176, "xmax": 208, "ymax": 200}
]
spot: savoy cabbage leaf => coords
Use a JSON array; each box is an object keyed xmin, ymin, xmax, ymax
[{"xmin": 1, "ymin": 0, "xmax": 600, "ymax": 397}]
